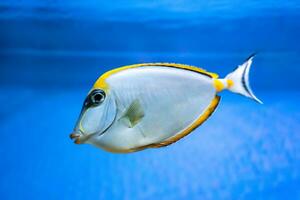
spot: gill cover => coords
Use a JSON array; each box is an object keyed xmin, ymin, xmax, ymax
[{"xmin": 78, "ymin": 90, "xmax": 117, "ymax": 136}]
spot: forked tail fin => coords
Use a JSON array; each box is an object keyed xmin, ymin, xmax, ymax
[{"xmin": 225, "ymin": 54, "xmax": 263, "ymax": 104}]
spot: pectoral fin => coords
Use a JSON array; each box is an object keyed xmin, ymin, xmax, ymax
[{"xmin": 119, "ymin": 99, "xmax": 144, "ymax": 128}]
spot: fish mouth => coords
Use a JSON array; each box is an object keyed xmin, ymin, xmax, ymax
[
  {"xmin": 69, "ymin": 130, "xmax": 98, "ymax": 144},
  {"xmin": 70, "ymin": 124, "xmax": 111, "ymax": 145},
  {"xmin": 69, "ymin": 132, "xmax": 82, "ymax": 144}
]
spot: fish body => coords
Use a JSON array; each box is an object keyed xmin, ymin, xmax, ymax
[{"xmin": 70, "ymin": 55, "xmax": 262, "ymax": 153}]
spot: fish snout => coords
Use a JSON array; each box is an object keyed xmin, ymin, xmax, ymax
[{"xmin": 69, "ymin": 132, "xmax": 82, "ymax": 144}]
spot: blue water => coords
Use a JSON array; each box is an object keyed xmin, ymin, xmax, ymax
[{"xmin": 1, "ymin": 1, "xmax": 300, "ymax": 200}]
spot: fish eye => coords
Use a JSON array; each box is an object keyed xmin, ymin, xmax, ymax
[{"xmin": 90, "ymin": 90, "xmax": 105, "ymax": 105}]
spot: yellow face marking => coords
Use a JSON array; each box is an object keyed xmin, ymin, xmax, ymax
[
  {"xmin": 213, "ymin": 79, "xmax": 225, "ymax": 92},
  {"xmin": 93, "ymin": 65, "xmax": 137, "ymax": 91},
  {"xmin": 227, "ymin": 79, "xmax": 234, "ymax": 88},
  {"xmin": 93, "ymin": 63, "xmax": 219, "ymax": 91}
]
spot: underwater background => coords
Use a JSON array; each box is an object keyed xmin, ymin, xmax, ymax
[{"xmin": 1, "ymin": 0, "xmax": 300, "ymax": 199}]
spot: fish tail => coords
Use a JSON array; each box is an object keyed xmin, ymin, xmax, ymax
[{"xmin": 214, "ymin": 54, "xmax": 263, "ymax": 104}]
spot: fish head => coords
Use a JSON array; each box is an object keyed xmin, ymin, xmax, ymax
[{"xmin": 70, "ymin": 89, "xmax": 117, "ymax": 144}]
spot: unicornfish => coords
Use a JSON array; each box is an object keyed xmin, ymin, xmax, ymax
[{"xmin": 70, "ymin": 54, "xmax": 262, "ymax": 153}]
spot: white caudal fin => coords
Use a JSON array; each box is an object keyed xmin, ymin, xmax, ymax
[{"xmin": 225, "ymin": 54, "xmax": 263, "ymax": 104}]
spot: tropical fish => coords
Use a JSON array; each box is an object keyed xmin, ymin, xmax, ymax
[{"xmin": 70, "ymin": 54, "xmax": 262, "ymax": 153}]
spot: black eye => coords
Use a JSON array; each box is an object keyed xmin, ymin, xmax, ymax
[{"xmin": 91, "ymin": 90, "xmax": 105, "ymax": 105}]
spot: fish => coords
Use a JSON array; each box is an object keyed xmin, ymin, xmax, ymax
[{"xmin": 70, "ymin": 54, "xmax": 262, "ymax": 153}]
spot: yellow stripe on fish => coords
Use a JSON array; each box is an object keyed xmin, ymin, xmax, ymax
[
  {"xmin": 213, "ymin": 79, "xmax": 225, "ymax": 92},
  {"xmin": 93, "ymin": 63, "xmax": 219, "ymax": 91},
  {"xmin": 144, "ymin": 95, "xmax": 221, "ymax": 149}
]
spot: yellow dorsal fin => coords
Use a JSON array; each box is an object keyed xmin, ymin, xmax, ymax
[
  {"xmin": 93, "ymin": 63, "xmax": 219, "ymax": 90},
  {"xmin": 136, "ymin": 63, "xmax": 219, "ymax": 78}
]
